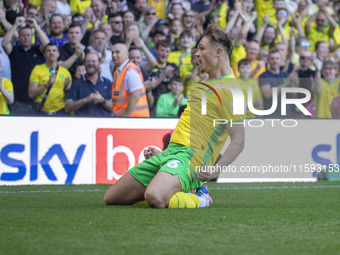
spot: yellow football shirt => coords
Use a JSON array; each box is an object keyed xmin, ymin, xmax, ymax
[
  {"xmin": 29, "ymin": 64, "xmax": 72, "ymax": 112},
  {"xmin": 170, "ymin": 73, "xmax": 245, "ymax": 170},
  {"xmin": 0, "ymin": 78, "xmax": 13, "ymax": 115},
  {"xmin": 307, "ymin": 23, "xmax": 331, "ymax": 50},
  {"xmin": 314, "ymin": 79, "xmax": 340, "ymax": 118}
]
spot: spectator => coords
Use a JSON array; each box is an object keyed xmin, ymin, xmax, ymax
[
  {"xmin": 237, "ymin": 58, "xmax": 263, "ymax": 118},
  {"xmin": 156, "ymin": 76, "xmax": 187, "ymax": 117},
  {"xmin": 87, "ymin": 29, "xmax": 113, "ymax": 82},
  {"xmin": 43, "ymin": 14, "xmax": 68, "ymax": 46},
  {"xmin": 134, "ymin": 0, "xmax": 148, "ymax": 21},
  {"xmin": 140, "ymin": 6, "xmax": 159, "ymax": 44},
  {"xmin": 259, "ymin": 50, "xmax": 298, "ymax": 118},
  {"xmin": 100, "ymin": 23, "xmax": 113, "ymax": 50},
  {"xmin": 108, "ymin": 13, "xmax": 123, "ymax": 46},
  {"xmin": 149, "ymin": 30, "xmax": 167, "ymax": 57},
  {"xmin": 122, "ymin": 21, "xmax": 141, "ymax": 48},
  {"xmin": 167, "ymin": 2, "xmax": 184, "ymax": 21},
  {"xmin": 65, "ymin": 51, "xmax": 113, "ymax": 116},
  {"xmin": 314, "ymin": 60, "xmax": 340, "ymax": 118},
  {"xmin": 148, "ymin": 39, "xmax": 179, "ymax": 115},
  {"xmin": 58, "ymin": 24, "xmax": 85, "ymax": 78},
  {"xmin": 305, "ymin": 5, "xmax": 337, "ymax": 49},
  {"xmin": 74, "ymin": 63, "xmax": 86, "ymax": 79},
  {"xmin": 232, "ymin": 41, "xmax": 266, "ymax": 79},
  {"xmin": 2, "ymin": 16, "xmax": 49, "ymax": 115},
  {"xmin": 315, "ymin": 41, "xmax": 330, "ymax": 61},
  {"xmin": 128, "ymin": 46, "xmax": 155, "ymax": 108},
  {"xmin": 28, "ymin": 43, "xmax": 72, "ymax": 115},
  {"xmin": 122, "ymin": 10, "xmax": 136, "ymax": 26},
  {"xmin": 0, "ymin": 7, "xmax": 13, "ymax": 32},
  {"xmin": 0, "ymin": 64, "xmax": 14, "ymax": 115},
  {"xmin": 111, "ymin": 43, "xmax": 150, "ymax": 117},
  {"xmin": 168, "ymin": 30, "xmax": 194, "ymax": 81},
  {"xmin": 37, "ymin": 0, "xmax": 57, "ymax": 33},
  {"xmin": 91, "ymin": 0, "xmax": 108, "ymax": 24},
  {"xmin": 295, "ymin": 51, "xmax": 315, "ymax": 118},
  {"xmin": 169, "ymin": 18, "xmax": 183, "ymax": 50},
  {"xmin": 274, "ymin": 41, "xmax": 294, "ymax": 73}
]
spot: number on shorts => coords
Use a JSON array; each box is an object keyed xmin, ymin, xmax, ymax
[{"xmin": 167, "ymin": 160, "xmax": 180, "ymax": 168}]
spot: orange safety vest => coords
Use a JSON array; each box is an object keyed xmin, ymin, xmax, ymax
[{"xmin": 112, "ymin": 61, "xmax": 150, "ymax": 117}]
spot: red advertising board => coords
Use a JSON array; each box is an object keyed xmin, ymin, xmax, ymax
[{"xmin": 96, "ymin": 128, "xmax": 173, "ymax": 184}]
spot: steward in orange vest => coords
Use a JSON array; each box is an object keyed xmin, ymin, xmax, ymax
[{"xmin": 112, "ymin": 61, "xmax": 150, "ymax": 117}]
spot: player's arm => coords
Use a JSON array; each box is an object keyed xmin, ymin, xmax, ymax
[{"xmin": 197, "ymin": 124, "xmax": 245, "ymax": 182}]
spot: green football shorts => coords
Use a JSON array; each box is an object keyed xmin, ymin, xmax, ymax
[{"xmin": 129, "ymin": 143, "xmax": 204, "ymax": 192}]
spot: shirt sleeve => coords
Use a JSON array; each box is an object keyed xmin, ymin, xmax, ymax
[
  {"xmin": 125, "ymin": 68, "xmax": 143, "ymax": 93},
  {"xmin": 29, "ymin": 66, "xmax": 40, "ymax": 84}
]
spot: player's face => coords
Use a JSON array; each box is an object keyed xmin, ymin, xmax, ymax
[{"xmin": 195, "ymin": 37, "xmax": 217, "ymax": 74}]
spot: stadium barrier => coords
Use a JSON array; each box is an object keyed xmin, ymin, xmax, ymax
[{"xmin": 0, "ymin": 117, "xmax": 339, "ymax": 185}]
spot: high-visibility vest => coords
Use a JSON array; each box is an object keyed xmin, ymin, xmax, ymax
[{"xmin": 112, "ymin": 61, "xmax": 150, "ymax": 117}]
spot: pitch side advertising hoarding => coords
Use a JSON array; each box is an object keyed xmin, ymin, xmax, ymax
[{"xmin": 0, "ymin": 117, "xmax": 339, "ymax": 185}]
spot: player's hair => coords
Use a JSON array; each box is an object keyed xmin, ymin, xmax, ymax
[
  {"xmin": 201, "ymin": 25, "xmax": 233, "ymax": 56},
  {"xmin": 170, "ymin": 75, "xmax": 184, "ymax": 85},
  {"xmin": 156, "ymin": 39, "xmax": 172, "ymax": 49},
  {"xmin": 44, "ymin": 42, "xmax": 59, "ymax": 53},
  {"xmin": 238, "ymin": 58, "xmax": 251, "ymax": 69}
]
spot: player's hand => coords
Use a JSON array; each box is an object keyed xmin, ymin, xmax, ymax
[
  {"xmin": 197, "ymin": 165, "xmax": 220, "ymax": 182},
  {"xmin": 144, "ymin": 147, "xmax": 161, "ymax": 159}
]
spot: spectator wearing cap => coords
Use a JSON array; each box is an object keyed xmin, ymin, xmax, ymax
[{"xmin": 154, "ymin": 19, "xmax": 169, "ymax": 37}]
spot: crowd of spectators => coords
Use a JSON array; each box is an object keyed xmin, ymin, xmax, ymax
[{"xmin": 0, "ymin": 0, "xmax": 339, "ymax": 118}]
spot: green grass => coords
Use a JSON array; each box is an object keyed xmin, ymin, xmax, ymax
[{"xmin": 1, "ymin": 182, "xmax": 340, "ymax": 255}]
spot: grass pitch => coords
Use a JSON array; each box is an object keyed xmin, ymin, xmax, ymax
[{"xmin": 1, "ymin": 182, "xmax": 339, "ymax": 255}]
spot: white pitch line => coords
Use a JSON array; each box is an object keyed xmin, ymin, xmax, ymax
[{"xmin": 0, "ymin": 185, "xmax": 340, "ymax": 194}]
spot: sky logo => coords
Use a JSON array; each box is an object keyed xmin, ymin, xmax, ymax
[{"xmin": 0, "ymin": 131, "xmax": 86, "ymax": 184}]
